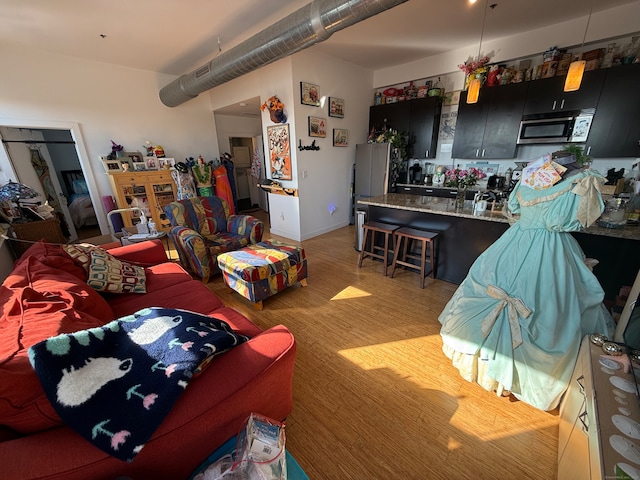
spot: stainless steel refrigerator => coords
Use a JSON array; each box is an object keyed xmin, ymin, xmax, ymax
[{"xmin": 353, "ymin": 143, "xmax": 391, "ymax": 250}]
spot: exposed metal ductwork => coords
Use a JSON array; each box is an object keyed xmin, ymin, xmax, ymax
[{"xmin": 159, "ymin": 0, "xmax": 408, "ymax": 107}]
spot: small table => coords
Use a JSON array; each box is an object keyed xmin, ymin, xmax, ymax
[{"xmin": 217, "ymin": 240, "xmax": 308, "ymax": 310}]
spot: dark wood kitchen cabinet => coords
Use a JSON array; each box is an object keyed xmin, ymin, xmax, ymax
[
  {"xmin": 585, "ymin": 63, "xmax": 640, "ymax": 158},
  {"xmin": 369, "ymin": 96, "xmax": 441, "ymax": 159},
  {"xmin": 452, "ymin": 81, "xmax": 528, "ymax": 159},
  {"xmin": 408, "ymin": 96, "xmax": 442, "ymax": 159},
  {"xmin": 369, "ymin": 102, "xmax": 410, "ymax": 135},
  {"xmin": 523, "ymin": 69, "xmax": 606, "ymax": 115}
]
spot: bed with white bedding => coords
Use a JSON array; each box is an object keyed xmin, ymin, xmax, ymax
[{"xmin": 62, "ymin": 170, "xmax": 98, "ymax": 228}]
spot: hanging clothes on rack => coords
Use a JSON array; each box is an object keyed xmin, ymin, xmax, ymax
[
  {"xmin": 171, "ymin": 162, "xmax": 197, "ymax": 200},
  {"xmin": 214, "ymin": 164, "xmax": 235, "ymax": 215},
  {"xmin": 29, "ymin": 147, "xmax": 70, "ymax": 237},
  {"xmin": 192, "ymin": 156, "xmax": 214, "ymax": 197},
  {"xmin": 222, "ymin": 153, "xmax": 238, "ymax": 213}
]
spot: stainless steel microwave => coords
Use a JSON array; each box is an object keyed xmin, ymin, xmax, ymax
[{"xmin": 517, "ymin": 111, "xmax": 594, "ymax": 145}]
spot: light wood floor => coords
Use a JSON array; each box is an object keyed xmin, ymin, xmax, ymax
[{"xmin": 205, "ymin": 211, "xmax": 559, "ymax": 480}]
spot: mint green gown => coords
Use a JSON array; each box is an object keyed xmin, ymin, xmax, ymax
[{"xmin": 438, "ymin": 169, "xmax": 614, "ymax": 411}]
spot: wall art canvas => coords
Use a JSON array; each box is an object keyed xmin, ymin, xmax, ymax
[
  {"xmin": 308, "ymin": 116, "xmax": 326, "ymax": 138},
  {"xmin": 300, "ymin": 81, "xmax": 320, "ymax": 107},
  {"xmin": 328, "ymin": 97, "xmax": 344, "ymax": 118},
  {"xmin": 333, "ymin": 128, "xmax": 348, "ymax": 147},
  {"xmin": 267, "ymin": 124, "xmax": 292, "ymax": 180}
]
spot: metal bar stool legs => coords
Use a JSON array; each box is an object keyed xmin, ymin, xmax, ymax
[
  {"xmin": 390, "ymin": 227, "xmax": 439, "ymax": 288},
  {"xmin": 357, "ymin": 221, "xmax": 401, "ymax": 276}
]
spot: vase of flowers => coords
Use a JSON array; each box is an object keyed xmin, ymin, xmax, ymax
[
  {"xmin": 458, "ymin": 56, "xmax": 492, "ymax": 90},
  {"xmin": 445, "ymin": 167, "xmax": 487, "ymax": 210}
]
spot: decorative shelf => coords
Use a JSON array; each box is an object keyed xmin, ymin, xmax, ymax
[{"xmin": 258, "ymin": 184, "xmax": 299, "ymax": 197}]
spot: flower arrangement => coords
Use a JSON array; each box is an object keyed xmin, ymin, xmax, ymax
[
  {"xmin": 458, "ymin": 55, "xmax": 492, "ymax": 76},
  {"xmin": 445, "ymin": 167, "xmax": 487, "ymax": 188}
]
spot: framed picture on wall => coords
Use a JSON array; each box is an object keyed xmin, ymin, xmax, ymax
[
  {"xmin": 308, "ymin": 116, "xmax": 326, "ymax": 138},
  {"xmin": 300, "ymin": 81, "xmax": 320, "ymax": 107},
  {"xmin": 328, "ymin": 97, "xmax": 344, "ymax": 118},
  {"xmin": 267, "ymin": 124, "xmax": 292, "ymax": 181},
  {"xmin": 333, "ymin": 128, "xmax": 348, "ymax": 147}
]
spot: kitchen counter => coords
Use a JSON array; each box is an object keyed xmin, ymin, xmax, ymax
[
  {"xmin": 358, "ymin": 193, "xmax": 640, "ymax": 241},
  {"xmin": 357, "ymin": 193, "xmax": 640, "ymax": 299}
]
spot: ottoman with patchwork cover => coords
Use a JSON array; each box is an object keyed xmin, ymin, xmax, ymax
[{"xmin": 217, "ymin": 241, "xmax": 307, "ymax": 309}]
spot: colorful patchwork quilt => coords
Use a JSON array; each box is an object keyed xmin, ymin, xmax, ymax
[{"xmin": 28, "ymin": 307, "xmax": 248, "ymax": 461}]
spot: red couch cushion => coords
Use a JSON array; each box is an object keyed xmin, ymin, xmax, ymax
[
  {"xmin": 14, "ymin": 241, "xmax": 87, "ymax": 281},
  {"xmin": 0, "ymin": 257, "xmax": 114, "ymax": 434}
]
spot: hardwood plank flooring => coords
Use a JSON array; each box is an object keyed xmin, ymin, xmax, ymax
[{"xmin": 205, "ymin": 212, "xmax": 559, "ymax": 479}]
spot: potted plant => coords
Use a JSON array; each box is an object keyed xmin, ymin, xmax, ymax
[{"xmin": 560, "ymin": 144, "xmax": 592, "ymax": 167}]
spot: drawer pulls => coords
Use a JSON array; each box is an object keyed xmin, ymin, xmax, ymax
[
  {"xmin": 578, "ymin": 409, "xmax": 589, "ymax": 432},
  {"xmin": 576, "ymin": 374, "xmax": 585, "ymax": 394}
]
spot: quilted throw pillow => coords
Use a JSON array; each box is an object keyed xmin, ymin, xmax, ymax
[
  {"xmin": 87, "ymin": 249, "xmax": 146, "ymax": 294},
  {"xmin": 62, "ymin": 243, "xmax": 100, "ymax": 272}
]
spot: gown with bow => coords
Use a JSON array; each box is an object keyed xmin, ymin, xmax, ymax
[{"xmin": 438, "ymin": 168, "xmax": 614, "ymax": 411}]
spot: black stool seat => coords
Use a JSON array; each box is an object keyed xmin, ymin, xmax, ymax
[
  {"xmin": 357, "ymin": 221, "xmax": 401, "ymax": 276},
  {"xmin": 390, "ymin": 227, "xmax": 439, "ymax": 288}
]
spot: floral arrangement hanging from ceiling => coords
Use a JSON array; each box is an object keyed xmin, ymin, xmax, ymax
[{"xmin": 261, "ymin": 96, "xmax": 287, "ymax": 124}]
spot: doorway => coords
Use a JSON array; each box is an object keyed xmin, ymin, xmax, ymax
[
  {"xmin": 0, "ymin": 121, "xmax": 105, "ymax": 242},
  {"xmin": 229, "ymin": 137, "xmax": 254, "ymax": 212}
]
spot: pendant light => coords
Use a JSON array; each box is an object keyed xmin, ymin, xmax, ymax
[
  {"xmin": 564, "ymin": 1, "xmax": 593, "ymax": 92},
  {"xmin": 467, "ymin": 0, "xmax": 490, "ymax": 104}
]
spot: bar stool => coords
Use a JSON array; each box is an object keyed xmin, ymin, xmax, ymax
[
  {"xmin": 390, "ymin": 227, "xmax": 439, "ymax": 288},
  {"xmin": 357, "ymin": 221, "xmax": 401, "ymax": 276}
]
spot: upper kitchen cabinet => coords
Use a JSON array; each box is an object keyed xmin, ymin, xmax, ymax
[
  {"xmin": 409, "ymin": 96, "xmax": 442, "ymax": 159},
  {"xmin": 369, "ymin": 102, "xmax": 410, "ymax": 135},
  {"xmin": 452, "ymin": 81, "xmax": 529, "ymax": 159},
  {"xmin": 585, "ymin": 63, "xmax": 640, "ymax": 158},
  {"xmin": 523, "ymin": 69, "xmax": 606, "ymax": 115},
  {"xmin": 369, "ymin": 96, "xmax": 442, "ymax": 159}
]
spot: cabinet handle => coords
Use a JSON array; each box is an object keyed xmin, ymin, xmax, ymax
[
  {"xmin": 403, "ymin": 187, "xmax": 411, "ymax": 191},
  {"xmin": 476, "ymin": 149, "xmax": 480, "ymax": 157},
  {"xmin": 576, "ymin": 374, "xmax": 585, "ymax": 393},
  {"xmin": 425, "ymin": 150, "xmax": 429, "ymax": 157},
  {"xmin": 425, "ymin": 189, "xmax": 433, "ymax": 193},
  {"xmin": 578, "ymin": 409, "xmax": 589, "ymax": 432},
  {"xmin": 560, "ymin": 99, "xmax": 565, "ymax": 110},
  {"xmin": 586, "ymin": 146, "xmax": 591, "ymax": 155},
  {"xmin": 481, "ymin": 149, "xmax": 486, "ymax": 157},
  {"xmin": 552, "ymin": 100, "xmax": 557, "ymax": 110}
]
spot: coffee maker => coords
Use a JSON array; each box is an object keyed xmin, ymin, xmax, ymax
[{"xmin": 409, "ymin": 161, "xmax": 423, "ymax": 184}]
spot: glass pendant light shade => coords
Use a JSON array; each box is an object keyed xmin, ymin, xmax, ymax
[
  {"xmin": 467, "ymin": 77, "xmax": 482, "ymax": 104},
  {"xmin": 564, "ymin": 60, "xmax": 586, "ymax": 92}
]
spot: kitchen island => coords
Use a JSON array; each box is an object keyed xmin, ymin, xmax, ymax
[{"xmin": 357, "ymin": 193, "xmax": 640, "ymax": 300}]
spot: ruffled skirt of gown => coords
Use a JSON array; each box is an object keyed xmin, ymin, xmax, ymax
[{"xmin": 438, "ymin": 222, "xmax": 613, "ymax": 411}]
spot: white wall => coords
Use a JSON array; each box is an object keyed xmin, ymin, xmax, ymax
[
  {"xmin": 292, "ymin": 49, "xmax": 373, "ymax": 240},
  {"xmin": 0, "ymin": 44, "xmax": 219, "ymax": 214},
  {"xmin": 213, "ymin": 114, "xmax": 262, "ymax": 158}
]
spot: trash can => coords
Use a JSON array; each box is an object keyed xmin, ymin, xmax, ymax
[{"xmin": 355, "ymin": 209, "xmax": 367, "ymax": 252}]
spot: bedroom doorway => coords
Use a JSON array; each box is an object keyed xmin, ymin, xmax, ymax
[{"xmin": 0, "ymin": 122, "xmax": 104, "ymax": 242}]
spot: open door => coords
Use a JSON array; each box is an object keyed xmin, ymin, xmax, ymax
[{"xmin": 0, "ymin": 127, "xmax": 80, "ymax": 241}]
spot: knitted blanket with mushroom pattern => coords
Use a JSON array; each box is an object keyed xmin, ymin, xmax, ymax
[{"xmin": 28, "ymin": 307, "xmax": 248, "ymax": 461}]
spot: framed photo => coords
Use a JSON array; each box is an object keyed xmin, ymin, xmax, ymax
[
  {"xmin": 102, "ymin": 158, "xmax": 122, "ymax": 173},
  {"xmin": 333, "ymin": 128, "xmax": 348, "ymax": 147},
  {"xmin": 300, "ymin": 81, "xmax": 320, "ymax": 107},
  {"xmin": 328, "ymin": 97, "xmax": 344, "ymax": 118},
  {"xmin": 157, "ymin": 157, "xmax": 176, "ymax": 170},
  {"xmin": 123, "ymin": 151, "xmax": 143, "ymax": 163},
  {"xmin": 132, "ymin": 162, "xmax": 146, "ymax": 171},
  {"xmin": 144, "ymin": 156, "xmax": 159, "ymax": 170},
  {"xmin": 267, "ymin": 124, "xmax": 292, "ymax": 181},
  {"xmin": 119, "ymin": 157, "xmax": 134, "ymax": 172},
  {"xmin": 308, "ymin": 116, "xmax": 326, "ymax": 138}
]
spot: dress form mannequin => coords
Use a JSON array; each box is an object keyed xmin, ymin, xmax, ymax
[{"xmin": 192, "ymin": 156, "xmax": 214, "ymax": 197}]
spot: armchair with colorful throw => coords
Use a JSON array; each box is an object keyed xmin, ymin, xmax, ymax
[{"xmin": 164, "ymin": 196, "xmax": 264, "ymax": 282}]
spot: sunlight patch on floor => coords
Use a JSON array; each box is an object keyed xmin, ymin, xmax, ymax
[{"xmin": 331, "ymin": 285, "xmax": 372, "ymax": 300}]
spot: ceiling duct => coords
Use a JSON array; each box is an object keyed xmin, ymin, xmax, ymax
[{"xmin": 159, "ymin": 0, "xmax": 408, "ymax": 107}]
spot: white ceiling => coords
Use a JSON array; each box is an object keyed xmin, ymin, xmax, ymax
[{"xmin": 2, "ymin": 0, "xmax": 637, "ymax": 115}]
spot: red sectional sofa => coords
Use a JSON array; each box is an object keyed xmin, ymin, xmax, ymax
[{"xmin": 0, "ymin": 239, "xmax": 296, "ymax": 480}]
